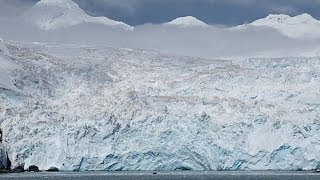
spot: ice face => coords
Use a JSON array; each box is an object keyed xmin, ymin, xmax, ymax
[{"xmin": 1, "ymin": 40, "xmax": 320, "ymax": 171}]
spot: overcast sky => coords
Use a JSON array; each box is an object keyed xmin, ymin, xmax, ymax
[{"xmin": 1, "ymin": 0, "xmax": 320, "ymax": 25}]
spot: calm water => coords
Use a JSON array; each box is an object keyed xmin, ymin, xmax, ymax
[{"xmin": 1, "ymin": 171, "xmax": 320, "ymax": 180}]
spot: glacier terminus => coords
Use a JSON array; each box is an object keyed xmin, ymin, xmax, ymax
[{"xmin": 0, "ymin": 39, "xmax": 320, "ymax": 171}]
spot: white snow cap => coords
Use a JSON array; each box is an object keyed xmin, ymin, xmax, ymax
[
  {"xmin": 24, "ymin": 0, "xmax": 133, "ymax": 30},
  {"xmin": 250, "ymin": 13, "xmax": 320, "ymax": 39},
  {"xmin": 37, "ymin": 0, "xmax": 76, "ymax": 7},
  {"xmin": 166, "ymin": 16, "xmax": 208, "ymax": 27},
  {"xmin": 252, "ymin": 13, "xmax": 318, "ymax": 26}
]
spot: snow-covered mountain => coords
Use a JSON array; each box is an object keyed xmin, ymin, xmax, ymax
[
  {"xmin": 1, "ymin": 39, "xmax": 320, "ymax": 171},
  {"xmin": 165, "ymin": 16, "xmax": 209, "ymax": 28},
  {"xmin": 23, "ymin": 0, "xmax": 133, "ymax": 30},
  {"xmin": 242, "ymin": 13, "xmax": 320, "ymax": 39}
]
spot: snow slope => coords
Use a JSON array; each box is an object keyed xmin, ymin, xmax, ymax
[
  {"xmin": 243, "ymin": 13, "xmax": 320, "ymax": 39},
  {"xmin": 165, "ymin": 16, "xmax": 209, "ymax": 28},
  {"xmin": 23, "ymin": 0, "xmax": 133, "ymax": 30},
  {"xmin": 1, "ymin": 40, "xmax": 320, "ymax": 171},
  {"xmin": 0, "ymin": 39, "xmax": 20, "ymax": 92}
]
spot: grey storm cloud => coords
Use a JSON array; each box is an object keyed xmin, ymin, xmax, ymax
[
  {"xmin": 0, "ymin": 0, "xmax": 320, "ymax": 25},
  {"xmin": 73, "ymin": 0, "xmax": 320, "ymax": 25}
]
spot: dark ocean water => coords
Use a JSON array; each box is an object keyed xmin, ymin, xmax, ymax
[{"xmin": 1, "ymin": 171, "xmax": 320, "ymax": 180}]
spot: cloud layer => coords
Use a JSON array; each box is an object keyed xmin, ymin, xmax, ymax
[{"xmin": 72, "ymin": 0, "xmax": 320, "ymax": 25}]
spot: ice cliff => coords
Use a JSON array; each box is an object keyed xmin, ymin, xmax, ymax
[{"xmin": 0, "ymin": 40, "xmax": 320, "ymax": 171}]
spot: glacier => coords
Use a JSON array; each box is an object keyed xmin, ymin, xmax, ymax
[{"xmin": 0, "ymin": 39, "xmax": 320, "ymax": 171}]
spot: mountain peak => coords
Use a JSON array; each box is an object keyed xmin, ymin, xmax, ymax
[
  {"xmin": 252, "ymin": 13, "xmax": 317, "ymax": 25},
  {"xmin": 24, "ymin": 0, "xmax": 133, "ymax": 30},
  {"xmin": 262, "ymin": 14, "xmax": 290, "ymax": 23},
  {"xmin": 248, "ymin": 13, "xmax": 320, "ymax": 39},
  {"xmin": 166, "ymin": 16, "xmax": 208, "ymax": 27},
  {"xmin": 36, "ymin": 0, "xmax": 79, "ymax": 9},
  {"xmin": 37, "ymin": 0, "xmax": 75, "ymax": 5},
  {"xmin": 295, "ymin": 13, "xmax": 314, "ymax": 19}
]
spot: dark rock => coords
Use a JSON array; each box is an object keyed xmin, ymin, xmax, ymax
[
  {"xmin": 28, "ymin": 165, "xmax": 40, "ymax": 172},
  {"xmin": 296, "ymin": 168, "xmax": 303, "ymax": 171},
  {"xmin": 0, "ymin": 144, "xmax": 8, "ymax": 170},
  {"xmin": 47, "ymin": 166, "xmax": 59, "ymax": 172},
  {"xmin": 12, "ymin": 165, "xmax": 24, "ymax": 173},
  {"xmin": 6, "ymin": 154, "xmax": 11, "ymax": 170},
  {"xmin": 174, "ymin": 166, "xmax": 192, "ymax": 171},
  {"xmin": 0, "ymin": 169, "xmax": 10, "ymax": 173}
]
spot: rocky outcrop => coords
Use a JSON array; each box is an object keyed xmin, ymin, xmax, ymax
[
  {"xmin": 12, "ymin": 164, "xmax": 24, "ymax": 173},
  {"xmin": 28, "ymin": 165, "xmax": 40, "ymax": 172},
  {"xmin": 47, "ymin": 167, "xmax": 59, "ymax": 172},
  {"xmin": 0, "ymin": 128, "xmax": 9, "ymax": 170},
  {"xmin": 0, "ymin": 144, "xmax": 8, "ymax": 170}
]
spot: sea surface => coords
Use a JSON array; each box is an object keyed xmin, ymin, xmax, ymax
[{"xmin": 1, "ymin": 171, "xmax": 320, "ymax": 180}]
